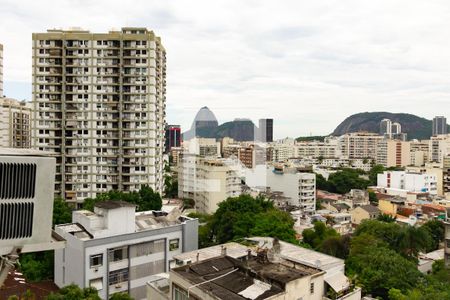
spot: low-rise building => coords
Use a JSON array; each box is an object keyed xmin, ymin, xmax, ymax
[
  {"xmin": 377, "ymin": 171, "xmax": 438, "ymax": 195},
  {"xmin": 54, "ymin": 201, "xmax": 198, "ymax": 300},
  {"xmin": 350, "ymin": 205, "xmax": 380, "ymax": 225},
  {"xmin": 147, "ymin": 238, "xmax": 361, "ymax": 300}
]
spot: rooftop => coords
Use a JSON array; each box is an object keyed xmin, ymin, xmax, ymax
[
  {"xmin": 95, "ymin": 200, "xmax": 136, "ymax": 209},
  {"xmin": 359, "ymin": 204, "xmax": 380, "ymax": 214},
  {"xmin": 172, "ymin": 255, "xmax": 321, "ymax": 300}
]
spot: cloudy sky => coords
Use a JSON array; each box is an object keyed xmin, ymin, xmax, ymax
[{"xmin": 1, "ymin": 0, "xmax": 450, "ymax": 138}]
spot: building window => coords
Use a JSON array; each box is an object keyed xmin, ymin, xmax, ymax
[
  {"xmin": 89, "ymin": 277, "xmax": 103, "ymax": 291},
  {"xmin": 169, "ymin": 239, "xmax": 180, "ymax": 251},
  {"xmin": 108, "ymin": 246, "xmax": 128, "ymax": 262},
  {"xmin": 310, "ymin": 282, "xmax": 314, "ymax": 294},
  {"xmin": 173, "ymin": 285, "xmax": 188, "ymax": 300},
  {"xmin": 90, "ymin": 254, "xmax": 103, "ymax": 268},
  {"xmin": 108, "ymin": 268, "xmax": 129, "ymax": 285}
]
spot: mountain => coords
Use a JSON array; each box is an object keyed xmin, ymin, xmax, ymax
[
  {"xmin": 183, "ymin": 107, "xmax": 257, "ymax": 141},
  {"xmin": 332, "ymin": 112, "xmax": 448, "ymax": 140},
  {"xmin": 215, "ymin": 119, "xmax": 256, "ymax": 141}
]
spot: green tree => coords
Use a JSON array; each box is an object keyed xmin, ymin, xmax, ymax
[
  {"xmin": 319, "ymin": 235, "xmax": 351, "ymax": 259},
  {"xmin": 302, "ymin": 221, "xmax": 339, "ymax": 249},
  {"xmin": 347, "ymin": 235, "xmax": 422, "ymax": 298},
  {"xmin": 207, "ymin": 195, "xmax": 298, "ymax": 245},
  {"xmin": 20, "ymin": 251, "xmax": 54, "ymax": 282},
  {"xmin": 250, "ymin": 209, "xmax": 298, "ymax": 244},
  {"xmin": 53, "ymin": 197, "xmax": 72, "ymax": 225},
  {"xmin": 327, "ymin": 169, "xmax": 370, "ymax": 194},
  {"xmin": 354, "ymin": 220, "xmax": 432, "ymax": 260},
  {"xmin": 369, "ymin": 164, "xmax": 385, "ymax": 185},
  {"xmin": 46, "ymin": 284, "xmax": 101, "ymax": 300},
  {"xmin": 377, "ymin": 213, "xmax": 396, "ymax": 223},
  {"xmin": 82, "ymin": 186, "xmax": 162, "ymax": 212},
  {"xmin": 109, "ymin": 293, "xmax": 134, "ymax": 300},
  {"xmin": 368, "ymin": 190, "xmax": 378, "ymax": 204},
  {"xmin": 421, "ymin": 220, "xmax": 445, "ymax": 251}
]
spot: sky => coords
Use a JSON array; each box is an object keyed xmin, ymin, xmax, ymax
[{"xmin": 1, "ymin": 0, "xmax": 450, "ymax": 139}]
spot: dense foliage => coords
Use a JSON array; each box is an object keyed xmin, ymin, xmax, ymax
[
  {"xmin": 316, "ymin": 169, "xmax": 370, "ymax": 194},
  {"xmin": 196, "ymin": 195, "xmax": 298, "ymax": 248},
  {"xmin": 46, "ymin": 285, "xmax": 101, "ymax": 300},
  {"xmin": 83, "ymin": 185, "xmax": 162, "ymax": 212}
]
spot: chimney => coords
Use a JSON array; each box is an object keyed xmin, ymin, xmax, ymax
[
  {"xmin": 221, "ymin": 245, "xmax": 227, "ymax": 256},
  {"xmin": 247, "ymin": 249, "xmax": 252, "ymax": 259},
  {"xmin": 196, "ymin": 252, "xmax": 200, "ymax": 262}
]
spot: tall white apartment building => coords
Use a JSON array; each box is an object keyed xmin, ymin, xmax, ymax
[
  {"xmin": 338, "ymin": 132, "xmax": 384, "ymax": 159},
  {"xmin": 245, "ymin": 166, "xmax": 316, "ymax": 213},
  {"xmin": 429, "ymin": 134, "xmax": 450, "ymax": 163},
  {"xmin": 0, "ymin": 98, "xmax": 32, "ymax": 148},
  {"xmin": 0, "ymin": 43, "xmax": 3, "ymax": 96},
  {"xmin": 178, "ymin": 156, "xmax": 242, "ymax": 214},
  {"xmin": 31, "ymin": 28, "xmax": 166, "ymax": 204},
  {"xmin": 377, "ymin": 171, "xmax": 438, "ymax": 195},
  {"xmin": 54, "ymin": 201, "xmax": 198, "ymax": 300}
]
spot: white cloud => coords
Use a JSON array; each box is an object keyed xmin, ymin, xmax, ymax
[{"xmin": 1, "ymin": 0, "xmax": 449, "ymax": 138}]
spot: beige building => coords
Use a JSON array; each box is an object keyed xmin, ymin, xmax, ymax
[
  {"xmin": 295, "ymin": 140, "xmax": 338, "ymax": 158},
  {"xmin": 338, "ymin": 132, "xmax": 384, "ymax": 160},
  {"xmin": 0, "ymin": 97, "xmax": 32, "ymax": 148},
  {"xmin": 31, "ymin": 28, "xmax": 166, "ymax": 205},
  {"xmin": 376, "ymin": 139, "xmax": 411, "ymax": 168},
  {"xmin": 178, "ymin": 156, "xmax": 242, "ymax": 214},
  {"xmin": 351, "ymin": 205, "xmax": 380, "ymax": 225},
  {"xmin": 0, "ymin": 43, "xmax": 3, "ymax": 97},
  {"xmin": 429, "ymin": 134, "xmax": 450, "ymax": 163},
  {"xmin": 410, "ymin": 140, "xmax": 429, "ymax": 166},
  {"xmin": 444, "ymin": 155, "xmax": 450, "ymax": 200}
]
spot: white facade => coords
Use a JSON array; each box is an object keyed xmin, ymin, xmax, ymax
[
  {"xmin": 178, "ymin": 155, "xmax": 242, "ymax": 214},
  {"xmin": 31, "ymin": 28, "xmax": 166, "ymax": 204},
  {"xmin": 338, "ymin": 132, "xmax": 384, "ymax": 159},
  {"xmin": 246, "ymin": 166, "xmax": 316, "ymax": 213},
  {"xmin": 295, "ymin": 140, "xmax": 338, "ymax": 158},
  {"xmin": 377, "ymin": 171, "xmax": 438, "ymax": 195},
  {"xmin": 54, "ymin": 202, "xmax": 198, "ymax": 300}
]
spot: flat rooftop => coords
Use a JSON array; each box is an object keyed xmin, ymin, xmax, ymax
[
  {"xmin": 172, "ymin": 255, "xmax": 320, "ymax": 300},
  {"xmin": 174, "ymin": 237, "xmax": 344, "ymax": 272}
]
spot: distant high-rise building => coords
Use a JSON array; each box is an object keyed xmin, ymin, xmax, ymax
[
  {"xmin": 258, "ymin": 118, "xmax": 273, "ymax": 142},
  {"xmin": 433, "ymin": 116, "xmax": 448, "ymax": 136},
  {"xmin": 380, "ymin": 119, "xmax": 392, "ymax": 137},
  {"xmin": 31, "ymin": 27, "xmax": 166, "ymax": 204},
  {"xmin": 0, "ymin": 97, "xmax": 32, "ymax": 148},
  {"xmin": 165, "ymin": 124, "xmax": 181, "ymax": 153},
  {"xmin": 391, "ymin": 122, "xmax": 401, "ymax": 134},
  {"xmin": 0, "ymin": 43, "xmax": 3, "ymax": 97}
]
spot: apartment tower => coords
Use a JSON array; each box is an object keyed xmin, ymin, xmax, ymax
[
  {"xmin": 433, "ymin": 116, "xmax": 448, "ymax": 136},
  {"xmin": 31, "ymin": 28, "xmax": 166, "ymax": 205}
]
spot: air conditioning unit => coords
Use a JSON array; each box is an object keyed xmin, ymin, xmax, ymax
[{"xmin": 0, "ymin": 149, "xmax": 65, "ymax": 256}]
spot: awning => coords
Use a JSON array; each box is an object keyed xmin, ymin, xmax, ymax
[{"xmin": 325, "ymin": 272, "xmax": 350, "ymax": 293}]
